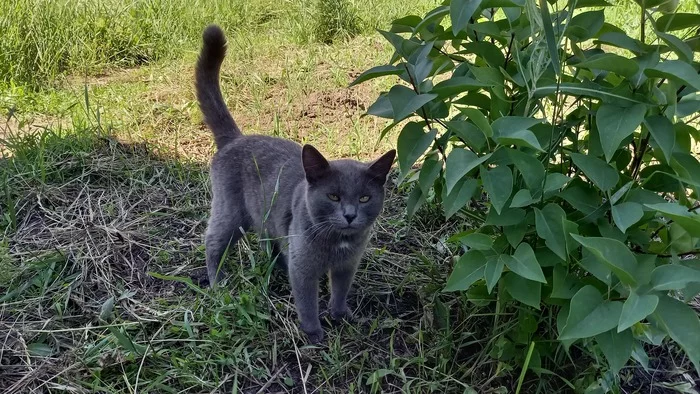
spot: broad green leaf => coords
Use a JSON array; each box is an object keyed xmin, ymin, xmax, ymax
[
  {"xmin": 431, "ymin": 77, "xmax": 487, "ymax": 99},
  {"xmin": 444, "ymin": 178, "xmax": 479, "ymax": 218},
  {"xmin": 596, "ymin": 32, "xmax": 645, "ymax": 54},
  {"xmin": 504, "ymin": 221, "xmax": 527, "ymax": 247},
  {"xmin": 570, "ymin": 153, "xmax": 619, "ymax": 192},
  {"xmin": 378, "ymin": 30, "xmax": 421, "ymax": 60},
  {"xmin": 491, "ymin": 116, "xmax": 542, "ymax": 137},
  {"xmin": 446, "ymin": 121, "xmax": 487, "ymax": 151},
  {"xmin": 557, "ymin": 304, "xmax": 575, "ymax": 349},
  {"xmin": 503, "ymin": 273, "xmax": 541, "ymax": 309},
  {"xmin": 570, "ymin": 235, "xmax": 638, "ymax": 286},
  {"xmin": 460, "ymin": 107, "xmax": 492, "ymax": 137},
  {"xmin": 671, "ymin": 153, "xmax": 700, "ymax": 191},
  {"xmin": 458, "ymin": 42, "xmax": 505, "ymax": 69},
  {"xmin": 444, "ymin": 250, "xmax": 487, "ymax": 292},
  {"xmin": 450, "ymin": 0, "xmax": 483, "ymax": 35},
  {"xmin": 632, "ymin": 342, "xmax": 650, "ymax": 370},
  {"xmin": 457, "ymin": 233, "xmax": 493, "ymax": 250},
  {"xmin": 560, "ymin": 286, "xmax": 600, "ymax": 337},
  {"xmin": 650, "ymin": 264, "xmax": 700, "ymax": 291},
  {"xmin": 534, "ymin": 204, "xmax": 570, "ymax": 260},
  {"xmin": 655, "ymin": 13, "xmax": 700, "ymax": 32},
  {"xmin": 407, "ymin": 45, "xmax": 434, "ymax": 84},
  {"xmin": 645, "ymin": 203, "xmax": 700, "ymax": 237},
  {"xmin": 544, "ymin": 173, "xmax": 571, "ymax": 194},
  {"xmin": 496, "ymin": 129, "xmax": 545, "ymax": 151},
  {"xmin": 596, "ymin": 329, "xmax": 634, "ymax": 374},
  {"xmin": 485, "ymin": 206, "xmax": 526, "ymax": 226},
  {"xmin": 611, "ymin": 202, "xmax": 644, "ymax": 233},
  {"xmin": 390, "ymin": 15, "xmax": 422, "ymax": 33},
  {"xmin": 669, "ymin": 223, "xmax": 694, "ymax": 255},
  {"xmin": 349, "ymin": 65, "xmax": 404, "ymax": 87},
  {"xmin": 397, "ymin": 123, "xmax": 436, "ymax": 175},
  {"xmin": 506, "ymin": 243, "xmax": 546, "ymax": 283},
  {"xmin": 418, "ymin": 156, "xmax": 441, "ymax": 193},
  {"xmin": 580, "ymin": 250, "xmax": 612, "ymax": 285},
  {"xmin": 649, "ymin": 296, "xmax": 700, "ymax": 375},
  {"xmin": 574, "ymin": 53, "xmax": 639, "ymax": 78},
  {"xmin": 539, "ymin": 0, "xmax": 561, "ymax": 76},
  {"xmin": 596, "ymin": 103, "xmax": 646, "ymax": 162},
  {"xmin": 678, "ymin": 95, "xmax": 700, "ymax": 118},
  {"xmin": 510, "ymin": 189, "xmax": 537, "ymax": 208},
  {"xmin": 645, "ymin": 60, "xmax": 700, "ymax": 91},
  {"xmin": 481, "ymin": 165, "xmax": 513, "ymax": 215},
  {"xmin": 644, "ymin": 115, "xmax": 675, "ymax": 164},
  {"xmin": 565, "ymin": 10, "xmax": 605, "ymax": 42},
  {"xmin": 559, "ymin": 183, "xmax": 603, "ymax": 217},
  {"xmin": 367, "ymin": 94, "xmax": 393, "ymax": 119},
  {"xmin": 658, "ymin": 32, "xmax": 693, "ymax": 63},
  {"xmin": 386, "ymin": 85, "xmax": 438, "ymax": 122},
  {"xmin": 445, "ymin": 149, "xmax": 491, "ymax": 194},
  {"xmin": 631, "ymin": 51, "xmax": 660, "ymax": 88},
  {"xmin": 551, "ymin": 265, "xmax": 582, "ymax": 300},
  {"xmin": 560, "ymin": 299, "xmax": 624, "ymax": 340},
  {"xmin": 406, "ymin": 185, "xmax": 426, "ymax": 219},
  {"xmin": 610, "ymin": 181, "xmax": 634, "ymax": 205},
  {"xmin": 618, "ymin": 291, "xmax": 659, "ymax": 332},
  {"xmin": 414, "ymin": 6, "xmax": 450, "ymax": 33},
  {"xmin": 509, "ymin": 149, "xmax": 546, "ymax": 195},
  {"xmin": 485, "ymin": 254, "xmax": 506, "ymax": 293},
  {"xmin": 471, "ymin": 66, "xmax": 504, "ymax": 87}
]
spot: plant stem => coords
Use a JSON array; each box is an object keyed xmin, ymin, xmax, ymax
[{"xmin": 640, "ymin": 0, "xmax": 645, "ymax": 43}]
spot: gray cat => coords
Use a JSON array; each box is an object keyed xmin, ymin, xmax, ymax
[{"xmin": 195, "ymin": 25, "xmax": 396, "ymax": 343}]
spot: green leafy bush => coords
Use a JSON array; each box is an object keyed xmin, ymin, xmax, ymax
[{"xmin": 354, "ymin": 0, "xmax": 700, "ymax": 387}]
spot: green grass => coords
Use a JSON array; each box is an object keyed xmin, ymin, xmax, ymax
[
  {"xmin": 0, "ymin": 0, "xmax": 433, "ymax": 90},
  {"xmin": 2, "ymin": 0, "xmax": 699, "ymax": 392}
]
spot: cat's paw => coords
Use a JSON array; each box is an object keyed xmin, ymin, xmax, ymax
[
  {"xmin": 303, "ymin": 327, "xmax": 325, "ymax": 344},
  {"xmin": 330, "ymin": 306, "xmax": 353, "ymax": 321}
]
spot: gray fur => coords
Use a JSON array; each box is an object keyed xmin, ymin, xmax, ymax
[{"xmin": 195, "ymin": 25, "xmax": 396, "ymax": 343}]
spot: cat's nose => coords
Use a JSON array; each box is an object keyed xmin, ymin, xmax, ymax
[{"xmin": 344, "ymin": 212, "xmax": 357, "ymax": 224}]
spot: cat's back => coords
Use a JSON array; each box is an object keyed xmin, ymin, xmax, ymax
[{"xmin": 213, "ymin": 135, "xmax": 303, "ymax": 175}]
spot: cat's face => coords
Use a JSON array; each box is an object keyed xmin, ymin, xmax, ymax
[{"xmin": 302, "ymin": 145, "xmax": 395, "ymax": 234}]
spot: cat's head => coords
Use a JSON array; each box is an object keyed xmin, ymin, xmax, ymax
[{"xmin": 301, "ymin": 145, "xmax": 396, "ymax": 234}]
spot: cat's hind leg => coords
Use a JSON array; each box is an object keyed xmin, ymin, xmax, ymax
[{"xmin": 205, "ymin": 198, "xmax": 247, "ymax": 286}]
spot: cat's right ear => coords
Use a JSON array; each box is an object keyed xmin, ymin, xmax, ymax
[{"xmin": 302, "ymin": 144, "xmax": 330, "ymax": 183}]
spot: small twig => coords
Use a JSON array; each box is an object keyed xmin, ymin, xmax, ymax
[
  {"xmin": 631, "ymin": 132, "xmax": 650, "ymax": 179},
  {"xmin": 256, "ymin": 363, "xmax": 289, "ymax": 394},
  {"xmin": 209, "ymin": 374, "xmax": 232, "ymax": 394},
  {"xmin": 504, "ymin": 33, "xmax": 515, "ymax": 69}
]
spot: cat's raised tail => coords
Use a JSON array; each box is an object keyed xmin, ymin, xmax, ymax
[{"xmin": 196, "ymin": 25, "xmax": 241, "ymax": 148}]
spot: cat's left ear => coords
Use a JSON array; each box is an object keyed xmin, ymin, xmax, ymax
[{"xmin": 367, "ymin": 149, "xmax": 396, "ymax": 180}]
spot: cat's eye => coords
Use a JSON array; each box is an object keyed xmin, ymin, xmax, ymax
[
  {"xmin": 327, "ymin": 193, "xmax": 340, "ymax": 201},
  {"xmin": 359, "ymin": 195, "xmax": 371, "ymax": 203}
]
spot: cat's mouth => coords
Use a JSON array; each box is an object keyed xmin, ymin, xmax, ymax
[{"xmin": 336, "ymin": 223, "xmax": 363, "ymax": 233}]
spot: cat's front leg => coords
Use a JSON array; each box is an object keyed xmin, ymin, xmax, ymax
[
  {"xmin": 289, "ymin": 268, "xmax": 324, "ymax": 343},
  {"xmin": 329, "ymin": 265, "xmax": 357, "ymax": 321}
]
